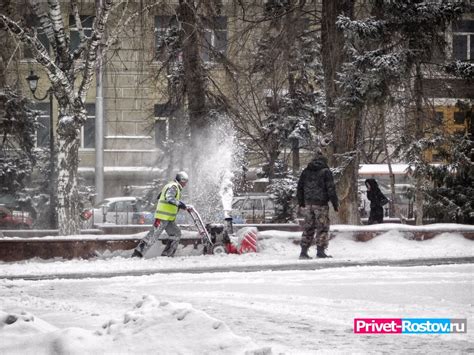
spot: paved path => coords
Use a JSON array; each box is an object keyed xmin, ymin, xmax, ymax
[{"xmin": 4, "ymin": 256, "xmax": 473, "ymax": 281}]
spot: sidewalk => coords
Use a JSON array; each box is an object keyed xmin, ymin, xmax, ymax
[{"xmin": 1, "ymin": 223, "xmax": 473, "ymax": 262}]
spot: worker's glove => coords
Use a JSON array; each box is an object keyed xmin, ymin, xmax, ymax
[
  {"xmin": 185, "ymin": 204, "xmax": 194, "ymax": 212},
  {"xmin": 178, "ymin": 201, "xmax": 187, "ymax": 210},
  {"xmin": 333, "ymin": 204, "xmax": 339, "ymax": 212},
  {"xmin": 154, "ymin": 219, "xmax": 161, "ymax": 228}
]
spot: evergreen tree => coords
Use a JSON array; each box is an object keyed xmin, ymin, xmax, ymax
[
  {"xmin": 230, "ymin": 0, "xmax": 323, "ymax": 184},
  {"xmin": 337, "ymin": 0, "xmax": 467, "ymax": 224},
  {"xmin": 0, "ymin": 89, "xmax": 37, "ymax": 195}
]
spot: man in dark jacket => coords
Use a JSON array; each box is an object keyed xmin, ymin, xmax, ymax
[{"xmin": 297, "ymin": 153, "xmax": 339, "ymax": 259}]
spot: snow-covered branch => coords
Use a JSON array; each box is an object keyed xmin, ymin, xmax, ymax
[
  {"xmin": 77, "ymin": 0, "xmax": 113, "ymax": 103},
  {"xmin": 29, "ymin": 0, "xmax": 57, "ymax": 53},
  {"xmin": 0, "ymin": 13, "xmax": 74, "ymax": 106},
  {"xmin": 47, "ymin": 0, "xmax": 69, "ymax": 63}
]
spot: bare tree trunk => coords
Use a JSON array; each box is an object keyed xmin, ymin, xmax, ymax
[
  {"xmin": 333, "ymin": 115, "xmax": 360, "ymax": 224},
  {"xmin": 267, "ymin": 144, "xmax": 280, "ymax": 183},
  {"xmin": 321, "ymin": 0, "xmax": 359, "ymax": 224},
  {"xmin": 177, "ymin": 0, "xmax": 214, "ymax": 214},
  {"xmin": 178, "ymin": 0, "xmax": 208, "ymax": 163},
  {"xmin": 414, "ymin": 62, "xmax": 425, "ymax": 225},
  {"xmin": 322, "ymin": 0, "xmax": 350, "ymax": 136},
  {"xmin": 284, "ymin": 0, "xmax": 300, "ymax": 176},
  {"xmin": 380, "ymin": 104, "xmax": 403, "ymax": 221},
  {"xmin": 56, "ymin": 121, "xmax": 81, "ymax": 235}
]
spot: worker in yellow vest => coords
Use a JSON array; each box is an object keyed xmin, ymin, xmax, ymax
[{"xmin": 132, "ymin": 171, "xmax": 189, "ymax": 257}]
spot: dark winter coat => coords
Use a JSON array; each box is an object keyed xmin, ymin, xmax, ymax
[
  {"xmin": 365, "ymin": 179, "xmax": 387, "ymax": 208},
  {"xmin": 365, "ymin": 178, "xmax": 387, "ymax": 224},
  {"xmin": 297, "ymin": 156, "xmax": 339, "ymax": 210}
]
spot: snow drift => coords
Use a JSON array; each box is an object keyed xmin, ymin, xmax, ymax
[{"xmin": 0, "ymin": 295, "xmax": 270, "ymax": 355}]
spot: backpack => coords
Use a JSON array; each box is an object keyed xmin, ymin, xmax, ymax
[{"xmin": 379, "ymin": 194, "xmax": 389, "ymax": 206}]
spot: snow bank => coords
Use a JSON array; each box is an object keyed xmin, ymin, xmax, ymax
[
  {"xmin": 1, "ymin": 228, "xmax": 472, "ymax": 279},
  {"xmin": 0, "ymin": 296, "xmax": 270, "ymax": 355}
]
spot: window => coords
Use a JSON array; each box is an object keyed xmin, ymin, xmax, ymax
[
  {"xmin": 434, "ymin": 111, "xmax": 444, "ymax": 124},
  {"xmin": 232, "ymin": 199, "xmax": 244, "ymax": 209},
  {"xmin": 263, "ymin": 199, "xmax": 275, "ymax": 211},
  {"xmin": 201, "ymin": 17, "xmax": 228, "ymax": 62},
  {"xmin": 453, "ymin": 35, "xmax": 468, "ymax": 60},
  {"xmin": 452, "ymin": 20, "xmax": 474, "ymax": 61},
  {"xmin": 115, "ymin": 201, "xmax": 133, "ymax": 213},
  {"xmin": 155, "ymin": 16, "xmax": 180, "ymax": 61},
  {"xmin": 154, "ymin": 103, "xmax": 175, "ymax": 147},
  {"xmin": 252, "ymin": 199, "xmax": 262, "ymax": 210},
  {"xmin": 242, "ymin": 199, "xmax": 254, "ymax": 210},
  {"xmin": 107, "ymin": 202, "xmax": 116, "ymax": 213},
  {"xmin": 34, "ymin": 103, "xmax": 50, "ymax": 148},
  {"xmin": 454, "ymin": 111, "xmax": 466, "ymax": 125},
  {"xmin": 69, "ymin": 15, "xmax": 94, "ymax": 51},
  {"xmin": 81, "ymin": 104, "xmax": 95, "ymax": 148},
  {"xmin": 154, "ymin": 15, "xmax": 227, "ymax": 63},
  {"xmin": 242, "ymin": 199, "xmax": 262, "ymax": 210},
  {"xmin": 23, "ymin": 16, "xmax": 50, "ymax": 59}
]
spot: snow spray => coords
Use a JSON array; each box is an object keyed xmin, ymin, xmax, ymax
[{"xmin": 187, "ymin": 116, "xmax": 241, "ymax": 223}]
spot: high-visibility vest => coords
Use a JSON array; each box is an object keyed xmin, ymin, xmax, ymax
[{"xmin": 155, "ymin": 181, "xmax": 182, "ymax": 221}]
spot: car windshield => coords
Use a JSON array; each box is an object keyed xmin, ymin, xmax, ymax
[
  {"xmin": 232, "ymin": 199, "xmax": 244, "ymax": 209},
  {"xmin": 94, "ymin": 200, "xmax": 111, "ymax": 209},
  {"xmin": 136, "ymin": 200, "xmax": 154, "ymax": 212}
]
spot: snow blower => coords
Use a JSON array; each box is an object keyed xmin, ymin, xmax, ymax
[{"xmin": 186, "ymin": 206, "xmax": 258, "ymax": 255}]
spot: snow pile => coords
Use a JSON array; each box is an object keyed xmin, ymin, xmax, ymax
[{"xmin": 0, "ymin": 296, "xmax": 271, "ymax": 355}]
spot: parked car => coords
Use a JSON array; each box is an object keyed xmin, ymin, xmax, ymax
[
  {"xmin": 0, "ymin": 206, "xmax": 34, "ymax": 229},
  {"xmin": 231, "ymin": 194, "xmax": 276, "ymax": 224},
  {"xmin": 81, "ymin": 197, "xmax": 154, "ymax": 226}
]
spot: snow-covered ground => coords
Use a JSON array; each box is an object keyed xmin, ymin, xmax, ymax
[{"xmin": 1, "ymin": 226, "xmax": 473, "ymax": 354}]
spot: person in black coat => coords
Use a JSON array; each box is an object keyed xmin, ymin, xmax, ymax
[
  {"xmin": 364, "ymin": 178, "xmax": 388, "ymax": 225},
  {"xmin": 297, "ymin": 153, "xmax": 339, "ymax": 259}
]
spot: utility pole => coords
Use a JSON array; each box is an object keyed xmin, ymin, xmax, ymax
[{"xmin": 95, "ymin": 0, "xmax": 104, "ymax": 203}]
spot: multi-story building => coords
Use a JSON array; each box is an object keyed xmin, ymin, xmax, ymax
[
  {"xmin": 18, "ymin": 2, "xmax": 237, "ymax": 199},
  {"xmin": 423, "ymin": 13, "xmax": 473, "ymax": 162},
  {"xmin": 8, "ymin": 2, "xmax": 473, "ymax": 202}
]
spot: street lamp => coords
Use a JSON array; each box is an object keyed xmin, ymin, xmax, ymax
[{"xmin": 26, "ymin": 70, "xmax": 56, "ymax": 229}]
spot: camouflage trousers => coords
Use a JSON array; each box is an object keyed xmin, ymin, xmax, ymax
[{"xmin": 300, "ymin": 205, "xmax": 330, "ymax": 248}]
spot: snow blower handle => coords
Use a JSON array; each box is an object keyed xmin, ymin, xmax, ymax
[{"xmin": 185, "ymin": 205, "xmax": 214, "ymax": 252}]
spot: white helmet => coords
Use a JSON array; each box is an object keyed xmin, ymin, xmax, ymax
[{"xmin": 175, "ymin": 171, "xmax": 189, "ymax": 183}]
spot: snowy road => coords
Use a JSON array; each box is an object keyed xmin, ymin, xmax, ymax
[
  {"xmin": 1, "ymin": 228, "xmax": 473, "ymax": 353},
  {"xmin": 1, "ymin": 264, "xmax": 472, "ymax": 354},
  {"xmin": 3, "ymin": 255, "xmax": 474, "ymax": 280}
]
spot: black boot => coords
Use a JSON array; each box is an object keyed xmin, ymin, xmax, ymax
[
  {"xmin": 316, "ymin": 246, "xmax": 332, "ymax": 258},
  {"xmin": 132, "ymin": 241, "xmax": 146, "ymax": 258},
  {"xmin": 162, "ymin": 240, "xmax": 179, "ymax": 257},
  {"xmin": 299, "ymin": 246, "xmax": 312, "ymax": 260},
  {"xmin": 131, "ymin": 249, "xmax": 143, "ymax": 258},
  {"xmin": 161, "ymin": 240, "xmax": 173, "ymax": 256}
]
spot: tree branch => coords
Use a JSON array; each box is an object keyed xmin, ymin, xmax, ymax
[
  {"xmin": 0, "ymin": 13, "xmax": 74, "ymax": 105},
  {"xmin": 47, "ymin": 0, "xmax": 70, "ymax": 63}
]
